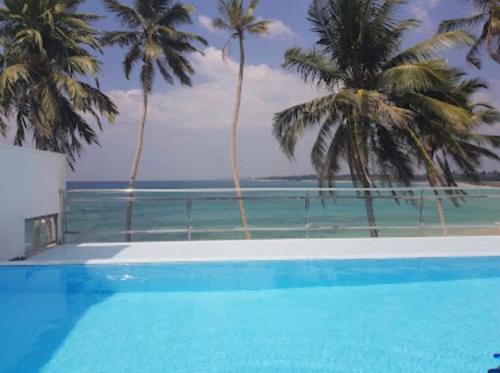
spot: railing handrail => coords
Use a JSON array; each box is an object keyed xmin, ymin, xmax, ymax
[{"xmin": 64, "ymin": 186, "xmax": 500, "ymax": 194}]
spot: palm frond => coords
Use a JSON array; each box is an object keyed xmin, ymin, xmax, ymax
[
  {"xmin": 466, "ymin": 21, "xmax": 490, "ymax": 68},
  {"xmin": 214, "ymin": 0, "xmax": 271, "ymax": 39},
  {"xmin": 156, "ymin": 59, "xmax": 174, "ymax": 84},
  {"xmin": 407, "ymin": 93, "xmax": 475, "ymax": 131},
  {"xmin": 387, "ymin": 31, "xmax": 476, "ymax": 67},
  {"xmin": 247, "ymin": 20, "xmax": 271, "ymax": 35},
  {"xmin": 0, "ymin": 64, "xmax": 29, "ymax": 93},
  {"xmin": 380, "ymin": 60, "xmax": 453, "ymax": 94},
  {"xmin": 102, "ymin": 0, "xmax": 142, "ymax": 28},
  {"xmin": 158, "ymin": 3, "xmax": 195, "ymax": 26},
  {"xmin": 283, "ymin": 47, "xmax": 347, "ymax": 86},
  {"xmin": 274, "ymin": 95, "xmax": 339, "ymax": 158},
  {"xmin": 438, "ymin": 13, "xmax": 489, "ymax": 33},
  {"xmin": 356, "ymin": 90, "xmax": 413, "ymax": 129},
  {"xmin": 311, "ymin": 118, "xmax": 335, "ymax": 175},
  {"xmin": 101, "ymin": 31, "xmax": 139, "ymax": 47},
  {"xmin": 12, "ymin": 29, "xmax": 44, "ymax": 53},
  {"xmin": 0, "ymin": 114, "xmax": 7, "ymax": 136},
  {"xmin": 316, "ymin": 122, "xmax": 347, "ymax": 184},
  {"xmin": 212, "ymin": 18, "xmax": 233, "ymax": 31},
  {"xmin": 245, "ymin": 0, "xmax": 261, "ymax": 18},
  {"xmin": 123, "ymin": 43, "xmax": 142, "ymax": 79}
]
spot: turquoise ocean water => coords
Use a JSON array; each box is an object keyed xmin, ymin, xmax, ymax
[{"xmin": 66, "ymin": 180, "xmax": 500, "ymax": 242}]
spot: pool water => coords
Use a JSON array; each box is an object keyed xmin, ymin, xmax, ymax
[{"xmin": 1, "ymin": 258, "xmax": 500, "ymax": 372}]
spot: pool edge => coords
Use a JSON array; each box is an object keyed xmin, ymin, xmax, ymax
[{"xmin": 2, "ymin": 236, "xmax": 500, "ymax": 266}]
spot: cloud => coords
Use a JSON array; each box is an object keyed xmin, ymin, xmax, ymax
[
  {"xmin": 109, "ymin": 47, "xmax": 323, "ymax": 130},
  {"xmin": 198, "ymin": 15, "xmax": 295, "ymax": 40},
  {"xmin": 107, "ymin": 47, "xmax": 321, "ymax": 131},
  {"xmin": 265, "ymin": 19, "xmax": 296, "ymax": 40},
  {"xmin": 409, "ymin": 0, "xmax": 441, "ymax": 34},
  {"xmin": 70, "ymin": 47, "xmax": 323, "ymax": 180},
  {"xmin": 198, "ymin": 15, "xmax": 220, "ymax": 34}
]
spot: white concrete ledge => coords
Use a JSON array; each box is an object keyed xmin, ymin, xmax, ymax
[{"xmin": 2, "ymin": 236, "xmax": 500, "ymax": 266}]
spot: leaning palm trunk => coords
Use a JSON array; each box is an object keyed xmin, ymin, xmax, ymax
[
  {"xmin": 346, "ymin": 164, "xmax": 379, "ymax": 238},
  {"xmin": 349, "ymin": 123, "xmax": 379, "ymax": 238},
  {"xmin": 406, "ymin": 128, "xmax": 448, "ymax": 236},
  {"xmin": 230, "ymin": 35, "xmax": 251, "ymax": 240},
  {"xmin": 212, "ymin": 0, "xmax": 270, "ymax": 239},
  {"xmin": 363, "ymin": 190, "xmax": 379, "ymax": 238},
  {"xmin": 126, "ymin": 91, "xmax": 149, "ymax": 242},
  {"xmin": 426, "ymin": 173, "xmax": 448, "ymax": 236},
  {"xmin": 347, "ymin": 170, "xmax": 379, "ymax": 238}
]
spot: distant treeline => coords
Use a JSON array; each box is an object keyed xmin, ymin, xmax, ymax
[{"xmin": 257, "ymin": 171, "xmax": 500, "ymax": 182}]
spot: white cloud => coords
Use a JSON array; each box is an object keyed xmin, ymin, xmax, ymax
[
  {"xmin": 409, "ymin": 0, "xmax": 441, "ymax": 34},
  {"xmin": 107, "ymin": 47, "xmax": 321, "ymax": 131},
  {"xmin": 198, "ymin": 15, "xmax": 220, "ymax": 34},
  {"xmin": 70, "ymin": 47, "xmax": 323, "ymax": 180},
  {"xmin": 265, "ymin": 19, "xmax": 296, "ymax": 40},
  {"xmin": 198, "ymin": 15, "xmax": 295, "ymax": 40}
]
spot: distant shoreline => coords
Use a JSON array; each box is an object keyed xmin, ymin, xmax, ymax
[
  {"xmin": 256, "ymin": 173, "xmax": 500, "ymax": 184},
  {"xmin": 67, "ymin": 173, "xmax": 500, "ymax": 185}
]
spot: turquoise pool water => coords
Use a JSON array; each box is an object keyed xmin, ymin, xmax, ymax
[{"xmin": 1, "ymin": 258, "xmax": 500, "ymax": 372}]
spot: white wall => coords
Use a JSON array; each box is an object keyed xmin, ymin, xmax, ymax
[{"xmin": 0, "ymin": 145, "xmax": 66, "ymax": 260}]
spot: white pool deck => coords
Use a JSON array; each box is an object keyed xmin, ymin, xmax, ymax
[{"xmin": 3, "ymin": 236, "xmax": 500, "ymax": 265}]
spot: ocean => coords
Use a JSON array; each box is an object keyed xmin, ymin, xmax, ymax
[{"xmin": 64, "ymin": 180, "xmax": 500, "ymax": 243}]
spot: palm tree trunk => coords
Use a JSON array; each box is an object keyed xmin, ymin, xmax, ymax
[
  {"xmin": 363, "ymin": 190, "xmax": 379, "ymax": 238},
  {"xmin": 126, "ymin": 90, "xmax": 149, "ymax": 242},
  {"xmin": 347, "ymin": 154, "xmax": 378, "ymax": 238},
  {"xmin": 231, "ymin": 35, "xmax": 251, "ymax": 240},
  {"xmin": 406, "ymin": 128, "xmax": 448, "ymax": 236},
  {"xmin": 349, "ymin": 121, "xmax": 378, "ymax": 238},
  {"xmin": 426, "ymin": 173, "xmax": 448, "ymax": 236}
]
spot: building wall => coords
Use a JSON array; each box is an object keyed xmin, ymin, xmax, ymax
[{"xmin": 0, "ymin": 146, "xmax": 66, "ymax": 260}]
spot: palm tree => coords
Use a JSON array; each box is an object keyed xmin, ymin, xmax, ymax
[
  {"xmin": 102, "ymin": 0, "xmax": 207, "ymax": 241},
  {"xmin": 432, "ymin": 78, "xmax": 500, "ymax": 184},
  {"xmin": 439, "ymin": 0, "xmax": 500, "ymax": 68},
  {"xmin": 212, "ymin": 0, "xmax": 271, "ymax": 240},
  {"xmin": 273, "ymin": 0, "xmax": 475, "ymax": 237},
  {"xmin": 0, "ymin": 0, "xmax": 118, "ymax": 167},
  {"xmin": 390, "ymin": 65, "xmax": 500, "ymax": 233}
]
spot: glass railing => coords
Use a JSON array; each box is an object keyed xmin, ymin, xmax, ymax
[
  {"xmin": 25, "ymin": 214, "xmax": 59, "ymax": 254},
  {"xmin": 61, "ymin": 187, "xmax": 500, "ymax": 243}
]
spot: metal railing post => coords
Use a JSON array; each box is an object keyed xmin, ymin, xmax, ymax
[
  {"xmin": 419, "ymin": 189, "xmax": 425, "ymax": 237},
  {"xmin": 186, "ymin": 193, "xmax": 193, "ymax": 241},
  {"xmin": 59, "ymin": 190, "xmax": 67, "ymax": 244},
  {"xmin": 305, "ymin": 191, "xmax": 311, "ymax": 239}
]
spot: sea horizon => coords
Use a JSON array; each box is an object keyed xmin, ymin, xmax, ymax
[{"xmin": 66, "ymin": 179, "xmax": 322, "ymax": 190}]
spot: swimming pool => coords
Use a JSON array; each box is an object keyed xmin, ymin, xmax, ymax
[{"xmin": 1, "ymin": 258, "xmax": 500, "ymax": 372}]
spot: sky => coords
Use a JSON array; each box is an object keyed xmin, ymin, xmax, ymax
[{"xmin": 4, "ymin": 0, "xmax": 500, "ymax": 181}]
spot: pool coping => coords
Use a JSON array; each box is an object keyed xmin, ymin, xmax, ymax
[{"xmin": 2, "ymin": 236, "xmax": 500, "ymax": 266}]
